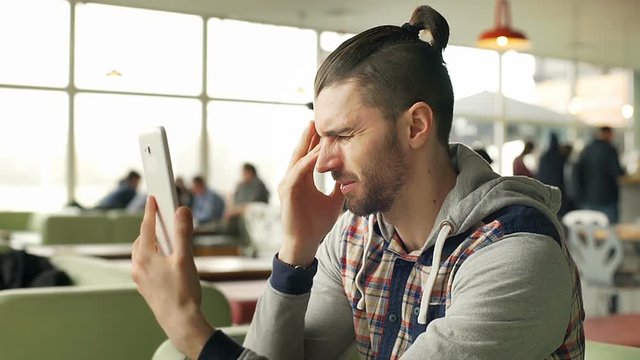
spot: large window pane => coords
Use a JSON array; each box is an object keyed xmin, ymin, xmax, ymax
[
  {"xmin": 444, "ymin": 45, "xmax": 498, "ymax": 99},
  {"xmin": 207, "ymin": 101, "xmax": 312, "ymax": 203},
  {"xmin": 75, "ymin": 4, "xmax": 202, "ymax": 95},
  {"xmin": 0, "ymin": 0, "xmax": 69, "ymax": 87},
  {"xmin": 207, "ymin": 19, "xmax": 316, "ymax": 103},
  {"xmin": 0, "ymin": 89, "xmax": 67, "ymax": 211},
  {"xmin": 75, "ymin": 94, "xmax": 201, "ymax": 207}
]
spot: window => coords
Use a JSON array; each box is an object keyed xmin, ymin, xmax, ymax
[
  {"xmin": 0, "ymin": 89, "xmax": 68, "ymax": 211},
  {"xmin": 74, "ymin": 93, "xmax": 201, "ymax": 207},
  {"xmin": 207, "ymin": 101, "xmax": 312, "ymax": 203},
  {"xmin": 207, "ymin": 19, "xmax": 317, "ymax": 103},
  {"xmin": 319, "ymin": 31, "xmax": 355, "ymax": 52},
  {"xmin": 0, "ymin": 0, "xmax": 69, "ymax": 87},
  {"xmin": 444, "ymin": 45, "xmax": 498, "ymax": 99},
  {"xmin": 75, "ymin": 3, "xmax": 203, "ymax": 95}
]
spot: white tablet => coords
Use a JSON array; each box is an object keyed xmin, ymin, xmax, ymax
[{"xmin": 139, "ymin": 126, "xmax": 178, "ymax": 255}]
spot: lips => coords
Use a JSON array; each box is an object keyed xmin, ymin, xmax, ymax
[{"xmin": 339, "ymin": 181, "xmax": 356, "ymax": 194}]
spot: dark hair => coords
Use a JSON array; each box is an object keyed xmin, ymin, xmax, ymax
[
  {"xmin": 599, "ymin": 126, "xmax": 613, "ymax": 134},
  {"xmin": 242, "ymin": 163, "xmax": 257, "ymax": 176},
  {"xmin": 126, "ymin": 170, "xmax": 141, "ymax": 181},
  {"xmin": 314, "ymin": 5, "xmax": 453, "ymax": 145},
  {"xmin": 192, "ymin": 176, "xmax": 205, "ymax": 186}
]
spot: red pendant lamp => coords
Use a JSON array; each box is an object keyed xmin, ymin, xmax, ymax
[{"xmin": 477, "ymin": 0, "xmax": 531, "ymax": 51}]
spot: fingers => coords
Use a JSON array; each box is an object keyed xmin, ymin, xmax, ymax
[
  {"xmin": 307, "ymin": 128, "xmax": 320, "ymax": 153},
  {"xmin": 173, "ymin": 206, "xmax": 194, "ymax": 258},
  {"xmin": 288, "ymin": 145, "xmax": 321, "ymax": 183},
  {"xmin": 139, "ymin": 196, "xmax": 159, "ymax": 252},
  {"xmin": 288, "ymin": 122, "xmax": 316, "ymax": 171}
]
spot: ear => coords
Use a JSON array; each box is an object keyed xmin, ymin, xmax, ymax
[{"xmin": 405, "ymin": 102, "xmax": 434, "ymax": 149}]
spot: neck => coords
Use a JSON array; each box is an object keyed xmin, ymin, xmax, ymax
[{"xmin": 383, "ymin": 144, "xmax": 457, "ymax": 252}]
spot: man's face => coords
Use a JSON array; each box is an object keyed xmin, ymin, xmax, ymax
[
  {"xmin": 241, "ymin": 169, "xmax": 252, "ymax": 183},
  {"xmin": 315, "ymin": 81, "xmax": 408, "ymax": 216},
  {"xmin": 192, "ymin": 183, "xmax": 204, "ymax": 195},
  {"xmin": 129, "ymin": 178, "xmax": 140, "ymax": 189}
]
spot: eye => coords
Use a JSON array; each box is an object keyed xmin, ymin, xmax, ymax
[{"xmin": 336, "ymin": 135, "xmax": 353, "ymax": 142}]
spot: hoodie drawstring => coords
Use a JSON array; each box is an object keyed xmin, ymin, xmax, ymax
[
  {"xmin": 354, "ymin": 214, "xmax": 376, "ymax": 311},
  {"xmin": 418, "ymin": 222, "xmax": 453, "ymax": 324}
]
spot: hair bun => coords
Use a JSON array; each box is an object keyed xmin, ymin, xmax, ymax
[{"xmin": 409, "ymin": 5, "xmax": 449, "ymax": 50}]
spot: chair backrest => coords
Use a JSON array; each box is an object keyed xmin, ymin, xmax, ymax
[
  {"xmin": 562, "ymin": 210, "xmax": 623, "ymax": 286},
  {"xmin": 562, "ymin": 210, "xmax": 610, "ymax": 228},
  {"xmin": 242, "ymin": 203, "xmax": 283, "ymax": 258},
  {"xmin": 586, "ymin": 340, "xmax": 640, "ymax": 360},
  {"xmin": 35, "ymin": 214, "xmax": 112, "ymax": 245},
  {"xmin": 0, "ymin": 211, "xmax": 33, "ymax": 231},
  {"xmin": 108, "ymin": 211, "xmax": 143, "ymax": 243},
  {"xmin": 0, "ymin": 283, "xmax": 231, "ymax": 360}
]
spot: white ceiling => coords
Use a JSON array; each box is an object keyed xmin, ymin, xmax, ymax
[{"xmin": 91, "ymin": 0, "xmax": 640, "ymax": 70}]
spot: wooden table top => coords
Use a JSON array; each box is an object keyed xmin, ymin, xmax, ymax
[
  {"xmin": 594, "ymin": 224, "xmax": 640, "ymax": 243},
  {"xmin": 20, "ymin": 234, "xmax": 243, "ymax": 259},
  {"xmin": 110, "ymin": 256, "xmax": 273, "ymax": 282}
]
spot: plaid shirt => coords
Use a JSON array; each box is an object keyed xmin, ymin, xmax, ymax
[{"xmin": 340, "ymin": 208, "xmax": 585, "ymax": 359}]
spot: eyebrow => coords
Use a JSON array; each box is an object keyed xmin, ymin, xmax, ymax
[{"xmin": 320, "ymin": 125, "xmax": 355, "ymax": 137}]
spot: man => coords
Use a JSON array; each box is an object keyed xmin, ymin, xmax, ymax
[
  {"xmin": 225, "ymin": 163, "xmax": 271, "ymax": 219},
  {"xmin": 233, "ymin": 163, "xmax": 270, "ymax": 205},
  {"xmin": 132, "ymin": 5, "xmax": 584, "ymax": 359},
  {"xmin": 574, "ymin": 126, "xmax": 624, "ymax": 223},
  {"xmin": 96, "ymin": 170, "xmax": 141, "ymax": 209},
  {"xmin": 191, "ymin": 175, "xmax": 225, "ymax": 225}
]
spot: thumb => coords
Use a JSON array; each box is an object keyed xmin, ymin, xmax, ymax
[{"xmin": 174, "ymin": 206, "xmax": 194, "ymax": 257}]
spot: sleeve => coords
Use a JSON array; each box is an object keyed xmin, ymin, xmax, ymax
[
  {"xmin": 212, "ymin": 194, "xmax": 225, "ymax": 221},
  {"xmin": 242, "ymin": 213, "xmax": 356, "ymax": 360},
  {"xmin": 400, "ymin": 233, "xmax": 574, "ymax": 360},
  {"xmin": 612, "ymin": 147, "xmax": 625, "ymax": 177}
]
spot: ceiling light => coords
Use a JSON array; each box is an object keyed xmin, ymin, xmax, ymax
[{"xmin": 477, "ymin": 0, "xmax": 531, "ymax": 51}]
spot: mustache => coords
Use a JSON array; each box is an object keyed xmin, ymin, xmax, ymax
[{"xmin": 331, "ymin": 171, "xmax": 358, "ymax": 183}]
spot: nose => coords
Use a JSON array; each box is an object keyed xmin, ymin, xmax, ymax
[{"xmin": 315, "ymin": 139, "xmax": 342, "ymax": 174}]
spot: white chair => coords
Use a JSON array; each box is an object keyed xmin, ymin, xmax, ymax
[
  {"xmin": 562, "ymin": 210, "xmax": 624, "ymax": 317},
  {"xmin": 242, "ymin": 202, "xmax": 283, "ymax": 258}
]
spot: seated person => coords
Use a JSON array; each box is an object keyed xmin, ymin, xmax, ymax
[
  {"xmin": 176, "ymin": 177, "xmax": 193, "ymax": 208},
  {"xmin": 226, "ymin": 164, "xmax": 270, "ymax": 219},
  {"xmin": 191, "ymin": 176, "xmax": 225, "ymax": 225},
  {"xmin": 96, "ymin": 170, "xmax": 141, "ymax": 210}
]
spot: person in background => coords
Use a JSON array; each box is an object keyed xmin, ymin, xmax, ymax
[
  {"xmin": 190, "ymin": 176, "xmax": 225, "ymax": 225},
  {"xmin": 512, "ymin": 141, "xmax": 535, "ymax": 177},
  {"xmin": 537, "ymin": 133, "xmax": 573, "ymax": 218},
  {"xmin": 175, "ymin": 177, "xmax": 193, "ymax": 208},
  {"xmin": 96, "ymin": 170, "xmax": 141, "ymax": 210},
  {"xmin": 574, "ymin": 126, "xmax": 624, "ymax": 223},
  {"xmin": 233, "ymin": 163, "xmax": 270, "ymax": 205},
  {"xmin": 225, "ymin": 163, "xmax": 271, "ymax": 219}
]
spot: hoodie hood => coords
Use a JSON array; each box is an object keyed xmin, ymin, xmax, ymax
[
  {"xmin": 375, "ymin": 143, "xmax": 563, "ymax": 254},
  {"xmin": 428, "ymin": 143, "xmax": 562, "ymax": 249}
]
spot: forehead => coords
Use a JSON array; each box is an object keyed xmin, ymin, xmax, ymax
[{"xmin": 314, "ymin": 81, "xmax": 385, "ymax": 135}]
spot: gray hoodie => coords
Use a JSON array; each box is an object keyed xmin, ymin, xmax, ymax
[{"xmin": 201, "ymin": 144, "xmax": 584, "ymax": 360}]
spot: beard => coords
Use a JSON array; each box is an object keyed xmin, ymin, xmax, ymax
[{"xmin": 333, "ymin": 129, "xmax": 408, "ymax": 216}]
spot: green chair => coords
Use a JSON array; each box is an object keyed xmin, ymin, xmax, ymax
[
  {"xmin": 585, "ymin": 340, "xmax": 640, "ymax": 360},
  {"xmin": 0, "ymin": 211, "xmax": 33, "ymax": 231},
  {"xmin": 0, "ymin": 255, "xmax": 232, "ymax": 360},
  {"xmin": 152, "ymin": 326, "xmax": 360, "ymax": 360},
  {"xmin": 152, "ymin": 325, "xmax": 250, "ymax": 360},
  {"xmin": 38, "ymin": 214, "xmax": 112, "ymax": 244},
  {"xmin": 108, "ymin": 211, "xmax": 143, "ymax": 243}
]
